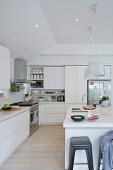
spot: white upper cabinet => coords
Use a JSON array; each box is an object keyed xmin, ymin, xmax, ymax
[
  {"xmin": 44, "ymin": 67, "xmax": 54, "ymax": 89},
  {"xmin": 44, "ymin": 66, "xmax": 65, "ymax": 89},
  {"xmin": 65, "ymin": 66, "xmax": 77, "ymax": 103},
  {"xmin": 54, "ymin": 67, "xmax": 65, "ymax": 89},
  {"xmin": 0, "ymin": 45, "xmax": 10, "ymax": 89}
]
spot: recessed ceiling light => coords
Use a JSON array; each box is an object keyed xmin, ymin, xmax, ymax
[
  {"xmin": 90, "ymin": 38, "xmax": 93, "ymax": 41},
  {"xmin": 75, "ymin": 18, "xmax": 78, "ymax": 22},
  {"xmin": 35, "ymin": 24, "xmax": 39, "ymax": 28}
]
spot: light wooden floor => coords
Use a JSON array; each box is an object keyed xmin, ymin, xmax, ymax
[{"xmin": 1, "ymin": 125, "xmax": 65, "ymax": 170}]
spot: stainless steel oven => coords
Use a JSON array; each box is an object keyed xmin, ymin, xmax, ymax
[
  {"xmin": 30, "ymin": 80, "xmax": 43, "ymax": 88},
  {"xmin": 30, "ymin": 103, "xmax": 39, "ymax": 136}
]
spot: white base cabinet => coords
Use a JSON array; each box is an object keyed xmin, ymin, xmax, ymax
[
  {"xmin": 0, "ymin": 110, "xmax": 30, "ymax": 166},
  {"xmin": 39, "ymin": 103, "xmax": 65, "ymax": 124}
]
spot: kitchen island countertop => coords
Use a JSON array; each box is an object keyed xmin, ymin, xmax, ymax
[{"xmin": 63, "ymin": 105, "xmax": 113, "ymax": 128}]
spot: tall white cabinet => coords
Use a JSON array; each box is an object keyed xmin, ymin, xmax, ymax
[
  {"xmin": 65, "ymin": 66, "xmax": 87, "ymax": 103},
  {"xmin": 76, "ymin": 66, "xmax": 87, "ymax": 103},
  {"xmin": 0, "ymin": 45, "xmax": 10, "ymax": 89},
  {"xmin": 65, "ymin": 66, "xmax": 77, "ymax": 103}
]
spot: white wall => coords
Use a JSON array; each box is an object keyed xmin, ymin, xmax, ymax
[
  {"xmin": 10, "ymin": 58, "xmax": 14, "ymax": 81},
  {"xmin": 0, "ymin": 91, "xmax": 24, "ymax": 108},
  {"xmin": 29, "ymin": 55, "xmax": 113, "ymax": 66}
]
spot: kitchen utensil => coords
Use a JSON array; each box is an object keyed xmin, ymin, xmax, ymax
[
  {"xmin": 2, "ymin": 107, "xmax": 11, "ymax": 110},
  {"xmin": 71, "ymin": 115, "xmax": 84, "ymax": 122}
]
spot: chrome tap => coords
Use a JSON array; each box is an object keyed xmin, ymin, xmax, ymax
[{"xmin": 82, "ymin": 94, "xmax": 90, "ymax": 102}]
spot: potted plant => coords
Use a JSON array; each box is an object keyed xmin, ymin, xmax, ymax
[
  {"xmin": 11, "ymin": 83, "xmax": 20, "ymax": 92},
  {"xmin": 37, "ymin": 96, "xmax": 44, "ymax": 101},
  {"xmin": 51, "ymin": 96, "xmax": 56, "ymax": 101},
  {"xmin": 99, "ymin": 96, "xmax": 109, "ymax": 107}
]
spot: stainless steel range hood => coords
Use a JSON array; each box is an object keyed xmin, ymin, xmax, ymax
[{"xmin": 14, "ymin": 58, "xmax": 35, "ymax": 84}]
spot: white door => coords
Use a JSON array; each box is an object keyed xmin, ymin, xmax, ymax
[
  {"xmin": 54, "ymin": 67, "xmax": 65, "ymax": 89},
  {"xmin": 76, "ymin": 66, "xmax": 87, "ymax": 103},
  {"xmin": 0, "ymin": 45, "xmax": 10, "ymax": 89},
  {"xmin": 44, "ymin": 67, "xmax": 54, "ymax": 89},
  {"xmin": 65, "ymin": 66, "xmax": 77, "ymax": 103}
]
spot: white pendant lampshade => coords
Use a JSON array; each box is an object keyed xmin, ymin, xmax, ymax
[
  {"xmin": 87, "ymin": 61, "xmax": 105, "ymax": 77},
  {"xmin": 84, "ymin": 68, "xmax": 96, "ymax": 79}
]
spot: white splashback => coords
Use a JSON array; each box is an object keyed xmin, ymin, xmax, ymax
[{"xmin": 0, "ymin": 91, "xmax": 24, "ymax": 108}]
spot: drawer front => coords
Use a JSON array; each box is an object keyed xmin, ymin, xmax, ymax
[
  {"xmin": 0, "ymin": 140, "xmax": 9, "ymax": 166},
  {"xmin": 0, "ymin": 120, "xmax": 9, "ymax": 142},
  {"xmin": 43, "ymin": 113, "xmax": 64, "ymax": 123},
  {"xmin": 8, "ymin": 110, "xmax": 30, "ymax": 136},
  {"xmin": 44, "ymin": 104, "xmax": 65, "ymax": 114},
  {"xmin": 0, "ymin": 110, "xmax": 30, "ymax": 142},
  {"xmin": 8, "ymin": 125, "xmax": 29, "ymax": 154}
]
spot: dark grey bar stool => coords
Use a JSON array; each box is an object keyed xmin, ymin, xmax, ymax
[{"xmin": 68, "ymin": 136, "xmax": 94, "ymax": 170}]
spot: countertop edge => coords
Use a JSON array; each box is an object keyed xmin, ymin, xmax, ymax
[{"xmin": 0, "ymin": 107, "xmax": 30, "ymax": 122}]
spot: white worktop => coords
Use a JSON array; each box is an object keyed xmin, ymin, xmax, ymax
[
  {"xmin": 0, "ymin": 107, "xmax": 30, "ymax": 122},
  {"xmin": 39, "ymin": 101, "xmax": 65, "ymax": 104},
  {"xmin": 63, "ymin": 105, "xmax": 113, "ymax": 128}
]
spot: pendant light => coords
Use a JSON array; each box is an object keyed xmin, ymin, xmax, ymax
[
  {"xmin": 84, "ymin": 67, "xmax": 96, "ymax": 79},
  {"xmin": 87, "ymin": 61, "xmax": 105, "ymax": 77},
  {"xmin": 85, "ymin": 2, "xmax": 105, "ymax": 79},
  {"xmin": 84, "ymin": 26, "xmax": 97, "ymax": 79}
]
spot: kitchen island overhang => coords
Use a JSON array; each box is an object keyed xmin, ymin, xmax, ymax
[{"xmin": 63, "ymin": 105, "xmax": 113, "ymax": 170}]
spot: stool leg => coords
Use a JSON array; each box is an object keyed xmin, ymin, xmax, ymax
[
  {"xmin": 98, "ymin": 148, "xmax": 101, "ymax": 170},
  {"xmin": 86, "ymin": 147, "xmax": 94, "ymax": 170},
  {"xmin": 68, "ymin": 146, "xmax": 75, "ymax": 170}
]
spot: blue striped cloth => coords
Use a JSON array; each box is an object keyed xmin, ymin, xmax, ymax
[{"xmin": 101, "ymin": 130, "xmax": 113, "ymax": 170}]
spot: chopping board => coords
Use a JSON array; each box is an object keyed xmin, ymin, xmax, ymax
[{"xmin": 0, "ymin": 108, "xmax": 21, "ymax": 112}]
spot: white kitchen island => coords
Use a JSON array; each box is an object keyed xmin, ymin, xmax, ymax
[{"xmin": 63, "ymin": 105, "xmax": 113, "ymax": 170}]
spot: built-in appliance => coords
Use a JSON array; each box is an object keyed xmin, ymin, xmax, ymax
[
  {"xmin": 12, "ymin": 101, "xmax": 39, "ymax": 136},
  {"xmin": 87, "ymin": 80, "xmax": 111, "ymax": 105},
  {"xmin": 30, "ymin": 80, "xmax": 43, "ymax": 88},
  {"xmin": 57, "ymin": 95, "xmax": 65, "ymax": 102}
]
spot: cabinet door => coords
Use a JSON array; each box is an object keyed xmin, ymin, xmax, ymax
[
  {"xmin": 44, "ymin": 67, "xmax": 54, "ymax": 89},
  {"xmin": 43, "ymin": 104, "xmax": 65, "ymax": 123},
  {"xmin": 39, "ymin": 103, "xmax": 65, "ymax": 124},
  {"xmin": 54, "ymin": 67, "xmax": 65, "ymax": 89},
  {"xmin": 65, "ymin": 66, "xmax": 77, "ymax": 103},
  {"xmin": 0, "ymin": 45, "xmax": 10, "ymax": 89},
  {"xmin": 76, "ymin": 66, "xmax": 87, "ymax": 103},
  {"xmin": 0, "ymin": 140, "xmax": 9, "ymax": 166}
]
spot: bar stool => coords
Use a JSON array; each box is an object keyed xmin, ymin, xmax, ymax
[
  {"xmin": 98, "ymin": 148, "xmax": 102, "ymax": 170},
  {"xmin": 68, "ymin": 136, "xmax": 94, "ymax": 170}
]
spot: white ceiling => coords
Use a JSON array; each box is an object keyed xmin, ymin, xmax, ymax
[
  {"xmin": 0, "ymin": 0, "xmax": 113, "ymax": 60},
  {"xmin": 0, "ymin": 0, "xmax": 55, "ymax": 60},
  {"xmin": 39, "ymin": 0, "xmax": 113, "ymax": 44}
]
